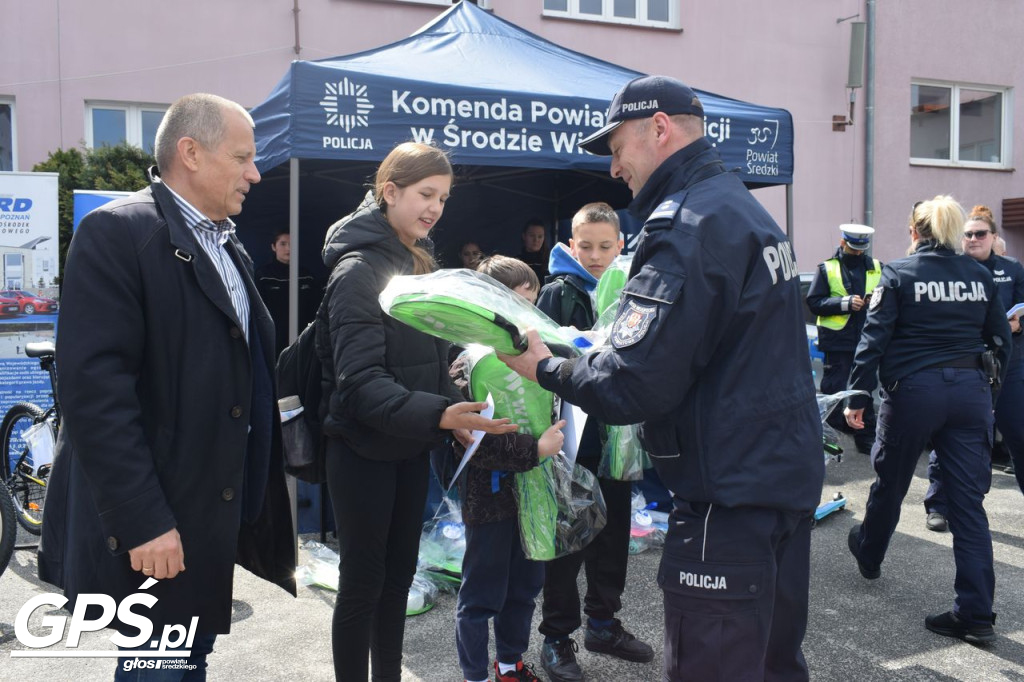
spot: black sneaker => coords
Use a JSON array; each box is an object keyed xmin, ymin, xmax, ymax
[
  {"xmin": 925, "ymin": 610, "xmax": 996, "ymax": 645},
  {"xmin": 847, "ymin": 524, "xmax": 880, "ymax": 579},
  {"xmin": 494, "ymin": 660, "xmax": 543, "ymax": 682},
  {"xmin": 926, "ymin": 512, "xmax": 948, "ymax": 533},
  {"xmin": 540, "ymin": 639, "xmax": 584, "ymax": 682},
  {"xmin": 583, "ymin": 619, "xmax": 654, "ymax": 663}
]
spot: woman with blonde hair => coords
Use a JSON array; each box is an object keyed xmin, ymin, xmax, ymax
[
  {"xmin": 844, "ymin": 195, "xmax": 1011, "ymax": 644},
  {"xmin": 317, "ymin": 141, "xmax": 516, "ymax": 680}
]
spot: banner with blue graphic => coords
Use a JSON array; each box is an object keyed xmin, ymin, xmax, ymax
[
  {"xmin": 73, "ymin": 190, "xmax": 132, "ymax": 232},
  {"xmin": 0, "ymin": 172, "xmax": 60, "ymax": 471},
  {"xmin": 251, "ymin": 2, "xmax": 793, "ymax": 187}
]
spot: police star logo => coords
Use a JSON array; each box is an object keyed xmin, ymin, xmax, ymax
[
  {"xmin": 320, "ymin": 77, "xmax": 374, "ymax": 133},
  {"xmin": 611, "ymin": 299, "xmax": 657, "ymax": 349},
  {"xmin": 869, "ymin": 285, "xmax": 883, "ymax": 311}
]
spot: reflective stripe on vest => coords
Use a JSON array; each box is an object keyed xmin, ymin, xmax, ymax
[{"xmin": 816, "ymin": 258, "xmax": 881, "ymax": 330}]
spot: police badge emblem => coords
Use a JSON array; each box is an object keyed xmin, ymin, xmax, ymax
[
  {"xmin": 869, "ymin": 285, "xmax": 883, "ymax": 311},
  {"xmin": 611, "ymin": 299, "xmax": 657, "ymax": 349}
]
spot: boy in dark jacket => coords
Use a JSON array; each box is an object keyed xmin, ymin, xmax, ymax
[
  {"xmin": 453, "ymin": 255, "xmax": 566, "ymax": 682},
  {"xmin": 535, "ymin": 203, "xmax": 653, "ymax": 682}
]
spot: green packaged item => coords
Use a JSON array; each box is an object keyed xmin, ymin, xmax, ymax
[
  {"xmin": 515, "ymin": 454, "xmax": 607, "ymax": 561},
  {"xmin": 599, "ymin": 423, "xmax": 649, "ymax": 482},
  {"xmin": 380, "ymin": 269, "xmax": 579, "ymax": 357},
  {"xmin": 469, "ymin": 351, "xmax": 555, "ymax": 437},
  {"xmin": 591, "ymin": 256, "xmax": 633, "ymax": 342},
  {"xmin": 465, "ymin": 348, "xmax": 606, "ymax": 560}
]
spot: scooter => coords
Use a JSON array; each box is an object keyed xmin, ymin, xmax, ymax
[{"xmin": 812, "ymin": 390, "xmax": 867, "ymax": 526}]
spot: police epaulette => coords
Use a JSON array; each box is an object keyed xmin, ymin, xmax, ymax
[{"xmin": 647, "ymin": 193, "xmax": 684, "ymax": 222}]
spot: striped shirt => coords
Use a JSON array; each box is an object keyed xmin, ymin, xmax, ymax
[{"xmin": 165, "ymin": 186, "xmax": 251, "ymax": 341}]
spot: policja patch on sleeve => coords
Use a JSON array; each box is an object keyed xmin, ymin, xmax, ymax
[
  {"xmin": 611, "ymin": 299, "xmax": 658, "ymax": 349},
  {"xmin": 869, "ymin": 285, "xmax": 883, "ymax": 311}
]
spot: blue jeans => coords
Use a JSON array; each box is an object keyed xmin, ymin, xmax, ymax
[
  {"xmin": 114, "ymin": 632, "xmax": 217, "ymax": 681},
  {"xmin": 456, "ymin": 518, "xmax": 545, "ymax": 681}
]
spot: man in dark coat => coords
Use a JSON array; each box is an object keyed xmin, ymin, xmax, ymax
[{"xmin": 38, "ymin": 93, "xmax": 295, "ymax": 678}]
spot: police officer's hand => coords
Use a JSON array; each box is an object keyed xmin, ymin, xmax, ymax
[
  {"xmin": 129, "ymin": 528, "xmax": 185, "ymax": 580},
  {"xmin": 497, "ymin": 329, "xmax": 553, "ymax": 384},
  {"xmin": 850, "ymin": 295, "xmax": 866, "ymax": 312},
  {"xmin": 844, "ymin": 407, "xmax": 865, "ymax": 430},
  {"xmin": 441, "ymin": 402, "xmax": 518, "ymax": 435},
  {"xmin": 1010, "ymin": 314, "xmax": 1020, "ymax": 334}
]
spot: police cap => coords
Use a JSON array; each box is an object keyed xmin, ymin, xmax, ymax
[
  {"xmin": 579, "ymin": 75, "xmax": 705, "ymax": 156},
  {"xmin": 840, "ymin": 224, "xmax": 874, "ymax": 249}
]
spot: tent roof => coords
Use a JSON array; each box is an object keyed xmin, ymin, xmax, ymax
[{"xmin": 251, "ymin": 1, "xmax": 792, "ymax": 186}]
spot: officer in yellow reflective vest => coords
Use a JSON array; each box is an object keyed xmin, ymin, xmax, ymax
[{"xmin": 806, "ymin": 224, "xmax": 882, "ymax": 453}]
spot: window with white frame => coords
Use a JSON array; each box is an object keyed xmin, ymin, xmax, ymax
[
  {"xmin": 376, "ymin": 0, "xmax": 490, "ymax": 7},
  {"xmin": 86, "ymin": 102, "xmax": 168, "ymax": 156},
  {"xmin": 0, "ymin": 98, "xmax": 14, "ymax": 171},
  {"xmin": 543, "ymin": 0, "xmax": 678, "ymax": 29},
  {"xmin": 910, "ymin": 81, "xmax": 1012, "ymax": 168}
]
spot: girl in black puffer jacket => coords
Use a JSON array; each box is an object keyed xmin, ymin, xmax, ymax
[{"xmin": 318, "ymin": 142, "xmax": 515, "ymax": 682}]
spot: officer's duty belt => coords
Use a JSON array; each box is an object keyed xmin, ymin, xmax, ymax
[{"xmin": 925, "ymin": 355, "xmax": 982, "ymax": 370}]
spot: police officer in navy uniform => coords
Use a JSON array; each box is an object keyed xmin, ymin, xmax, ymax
[
  {"xmin": 500, "ymin": 75, "xmax": 824, "ymax": 681},
  {"xmin": 923, "ymin": 204, "xmax": 1024, "ymax": 531},
  {"xmin": 844, "ymin": 196, "xmax": 1011, "ymax": 645},
  {"xmin": 806, "ymin": 224, "xmax": 882, "ymax": 454}
]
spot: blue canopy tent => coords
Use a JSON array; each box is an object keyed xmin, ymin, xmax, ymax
[
  {"xmin": 243, "ymin": 1, "xmax": 794, "ymax": 531},
  {"xmin": 244, "ymin": 0, "xmax": 794, "ymax": 341}
]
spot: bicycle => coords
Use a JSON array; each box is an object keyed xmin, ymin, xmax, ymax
[
  {"xmin": 0, "ymin": 476, "xmax": 15, "ymax": 576},
  {"xmin": 1, "ymin": 341, "xmax": 59, "ymax": 536}
]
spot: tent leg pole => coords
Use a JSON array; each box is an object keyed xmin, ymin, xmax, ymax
[
  {"xmin": 288, "ymin": 157, "xmax": 300, "ymax": 548},
  {"xmin": 786, "ymin": 183, "xmax": 794, "ymax": 240}
]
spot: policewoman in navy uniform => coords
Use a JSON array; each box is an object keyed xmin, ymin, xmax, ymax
[
  {"xmin": 844, "ymin": 196, "xmax": 1011, "ymax": 644},
  {"xmin": 805, "ymin": 223, "xmax": 882, "ymax": 453},
  {"xmin": 500, "ymin": 76, "xmax": 824, "ymax": 681},
  {"xmin": 924, "ymin": 204, "xmax": 1024, "ymax": 528}
]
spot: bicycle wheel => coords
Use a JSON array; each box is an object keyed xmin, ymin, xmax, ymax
[
  {"xmin": 1, "ymin": 402, "xmax": 47, "ymax": 534},
  {"xmin": 0, "ymin": 483, "xmax": 15, "ymax": 577}
]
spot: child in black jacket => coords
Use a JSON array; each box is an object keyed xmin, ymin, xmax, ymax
[{"xmin": 452, "ymin": 255, "xmax": 566, "ymax": 682}]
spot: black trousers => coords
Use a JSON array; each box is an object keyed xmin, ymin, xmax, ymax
[
  {"xmin": 325, "ymin": 438, "xmax": 430, "ymax": 682},
  {"xmin": 821, "ymin": 350, "xmax": 875, "ymax": 448},
  {"xmin": 659, "ymin": 502, "xmax": 812, "ymax": 682},
  {"xmin": 539, "ymin": 462, "xmax": 632, "ymax": 639}
]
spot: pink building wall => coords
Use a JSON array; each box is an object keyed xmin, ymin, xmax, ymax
[{"xmin": 2, "ymin": 0, "xmax": 1019, "ymax": 263}]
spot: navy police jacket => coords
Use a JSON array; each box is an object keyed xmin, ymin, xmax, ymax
[
  {"xmin": 848, "ymin": 241, "xmax": 1012, "ymax": 409},
  {"xmin": 537, "ymin": 138, "xmax": 823, "ymax": 512},
  {"xmin": 983, "ymin": 253, "xmax": 1024, "ymax": 362}
]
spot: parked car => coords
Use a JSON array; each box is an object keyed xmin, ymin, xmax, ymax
[
  {"xmin": 0, "ymin": 290, "xmax": 58, "ymax": 314},
  {"xmin": 0, "ymin": 294, "xmax": 21, "ymax": 317}
]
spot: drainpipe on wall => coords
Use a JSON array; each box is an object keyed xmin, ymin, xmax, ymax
[
  {"xmin": 293, "ymin": 0, "xmax": 301, "ymax": 55},
  {"xmin": 864, "ymin": 0, "xmax": 875, "ymax": 226}
]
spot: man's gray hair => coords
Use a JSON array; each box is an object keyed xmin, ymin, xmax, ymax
[{"xmin": 154, "ymin": 94, "xmax": 254, "ymax": 171}]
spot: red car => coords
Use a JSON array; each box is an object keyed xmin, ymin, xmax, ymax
[
  {"xmin": 0, "ymin": 294, "xmax": 20, "ymax": 317},
  {"xmin": 0, "ymin": 290, "xmax": 58, "ymax": 314}
]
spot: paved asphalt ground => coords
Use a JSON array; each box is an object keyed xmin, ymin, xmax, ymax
[{"xmin": 2, "ymin": 431, "xmax": 1023, "ymax": 681}]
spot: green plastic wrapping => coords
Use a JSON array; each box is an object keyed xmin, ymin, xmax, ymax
[
  {"xmin": 598, "ymin": 423, "xmax": 649, "ymax": 481},
  {"xmin": 465, "ymin": 348, "xmax": 606, "ymax": 561},
  {"xmin": 515, "ymin": 454, "xmax": 607, "ymax": 561},
  {"xmin": 380, "ymin": 269, "xmax": 580, "ymax": 357}
]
